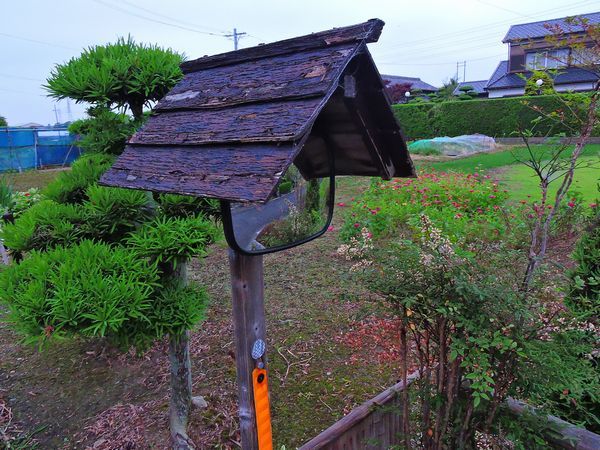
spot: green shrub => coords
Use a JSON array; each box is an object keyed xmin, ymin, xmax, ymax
[
  {"xmin": 45, "ymin": 36, "xmax": 183, "ymax": 120},
  {"xmin": 340, "ymin": 171, "xmax": 513, "ymax": 243},
  {"xmin": 566, "ymin": 215, "xmax": 600, "ymax": 319},
  {"xmin": 1, "ymin": 200, "xmax": 86, "ymax": 252},
  {"xmin": 521, "ymin": 330, "xmax": 600, "ymax": 432},
  {"xmin": 85, "ymin": 185, "xmax": 155, "ymax": 241},
  {"xmin": 0, "ymin": 177, "xmax": 13, "ymax": 213},
  {"xmin": 394, "ymin": 102, "xmax": 435, "ymax": 140},
  {"xmin": 524, "ymin": 70, "xmax": 555, "ymax": 96},
  {"xmin": 69, "ymin": 107, "xmax": 142, "ymax": 155},
  {"xmin": 127, "ymin": 215, "xmax": 218, "ymax": 265},
  {"xmin": 278, "ymin": 180, "xmax": 293, "ymax": 195},
  {"xmin": 155, "ymin": 193, "xmax": 221, "ymax": 220},
  {"xmin": 44, "ymin": 153, "xmax": 115, "ymax": 204},
  {"xmin": 393, "ymin": 94, "xmax": 594, "ymax": 140},
  {"xmin": 407, "ymin": 144, "xmax": 442, "ymax": 156},
  {"xmin": 0, "ymin": 240, "xmax": 159, "ymax": 348},
  {"xmin": 143, "ymin": 284, "xmax": 209, "ymax": 338}
]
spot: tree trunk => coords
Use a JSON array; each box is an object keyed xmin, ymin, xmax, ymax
[
  {"xmin": 169, "ymin": 330, "xmax": 195, "ymax": 449},
  {"xmin": 168, "ymin": 259, "xmax": 195, "ymax": 450},
  {"xmin": 129, "ymin": 101, "xmax": 144, "ymax": 121}
]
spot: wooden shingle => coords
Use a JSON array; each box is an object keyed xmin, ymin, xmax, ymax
[{"xmin": 101, "ymin": 19, "xmax": 415, "ymax": 202}]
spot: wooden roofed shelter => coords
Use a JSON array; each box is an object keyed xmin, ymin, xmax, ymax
[
  {"xmin": 100, "ymin": 18, "xmax": 415, "ymax": 450},
  {"xmin": 100, "ymin": 18, "xmax": 415, "ymax": 201}
]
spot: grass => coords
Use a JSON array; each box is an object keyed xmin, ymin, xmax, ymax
[
  {"xmin": 418, "ymin": 144, "xmax": 599, "ymax": 202},
  {"xmin": 502, "ymin": 156, "xmax": 599, "ymax": 203},
  {"xmin": 1, "ymin": 168, "xmax": 66, "ymax": 191},
  {"xmin": 422, "ymin": 144, "xmax": 599, "ymax": 173}
]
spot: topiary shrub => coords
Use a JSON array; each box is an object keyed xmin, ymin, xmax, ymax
[
  {"xmin": 0, "ymin": 240, "xmax": 159, "ymax": 347},
  {"xmin": 69, "ymin": 107, "xmax": 143, "ymax": 155},
  {"xmin": 1, "ymin": 200, "xmax": 86, "ymax": 253},
  {"xmin": 85, "ymin": 185, "xmax": 155, "ymax": 242},
  {"xmin": 43, "ymin": 153, "xmax": 115, "ymax": 204},
  {"xmin": 155, "ymin": 193, "xmax": 221, "ymax": 220},
  {"xmin": 393, "ymin": 94, "xmax": 597, "ymax": 140}
]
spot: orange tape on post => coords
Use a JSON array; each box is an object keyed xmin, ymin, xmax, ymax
[{"xmin": 252, "ymin": 368, "xmax": 273, "ymax": 450}]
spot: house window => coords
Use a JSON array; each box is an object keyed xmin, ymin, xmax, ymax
[
  {"xmin": 571, "ymin": 46, "xmax": 600, "ymax": 66},
  {"xmin": 525, "ymin": 49, "xmax": 569, "ymax": 69}
]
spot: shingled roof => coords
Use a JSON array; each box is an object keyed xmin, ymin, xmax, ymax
[
  {"xmin": 503, "ymin": 12, "xmax": 600, "ymax": 43},
  {"xmin": 100, "ymin": 19, "xmax": 415, "ymax": 203},
  {"xmin": 381, "ymin": 75, "xmax": 438, "ymax": 92}
]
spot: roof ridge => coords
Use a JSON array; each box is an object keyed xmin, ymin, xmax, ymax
[
  {"xmin": 506, "ymin": 11, "xmax": 600, "ymax": 29},
  {"xmin": 181, "ymin": 19, "xmax": 384, "ymax": 73}
]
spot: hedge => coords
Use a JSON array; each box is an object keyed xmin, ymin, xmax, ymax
[{"xmin": 393, "ymin": 94, "xmax": 593, "ymax": 140}]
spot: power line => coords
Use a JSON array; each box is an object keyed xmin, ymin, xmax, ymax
[
  {"xmin": 91, "ymin": 0, "xmax": 228, "ymax": 37},
  {"xmin": 379, "ymin": 53, "xmax": 505, "ymax": 67},
  {"xmin": 0, "ymin": 87, "xmax": 43, "ymax": 95},
  {"xmin": 380, "ymin": 0, "xmax": 595, "ymax": 54},
  {"xmin": 118, "ymin": 0, "xmax": 229, "ymax": 34},
  {"xmin": 476, "ymin": 0, "xmax": 538, "ymax": 19},
  {"xmin": 378, "ymin": 1, "xmax": 596, "ymax": 62},
  {"xmin": 0, "ymin": 72, "xmax": 44, "ymax": 82},
  {"xmin": 0, "ymin": 31, "xmax": 78, "ymax": 51},
  {"xmin": 382, "ymin": 36, "xmax": 502, "ymax": 61}
]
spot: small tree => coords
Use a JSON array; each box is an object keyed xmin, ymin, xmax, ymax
[
  {"xmin": 518, "ymin": 15, "xmax": 600, "ymax": 291},
  {"xmin": 457, "ymin": 85, "xmax": 476, "ymax": 100},
  {"xmin": 524, "ymin": 70, "xmax": 555, "ymax": 96},
  {"xmin": 430, "ymin": 77, "xmax": 458, "ymax": 102},
  {"xmin": 45, "ymin": 36, "xmax": 183, "ymax": 120},
  {"xmin": 1, "ymin": 38, "xmax": 218, "ymax": 449},
  {"xmin": 0, "ymin": 115, "xmax": 6, "ymax": 127},
  {"xmin": 383, "ymin": 80, "xmax": 413, "ymax": 103}
]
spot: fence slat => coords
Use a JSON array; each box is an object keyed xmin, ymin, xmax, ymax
[{"xmin": 299, "ymin": 371, "xmax": 420, "ymax": 450}]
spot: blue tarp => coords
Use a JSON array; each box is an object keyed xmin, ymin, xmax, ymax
[{"xmin": 0, "ymin": 127, "xmax": 82, "ymax": 172}]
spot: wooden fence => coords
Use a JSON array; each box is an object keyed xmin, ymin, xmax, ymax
[
  {"xmin": 299, "ymin": 372, "xmax": 420, "ymax": 450},
  {"xmin": 299, "ymin": 371, "xmax": 600, "ymax": 450}
]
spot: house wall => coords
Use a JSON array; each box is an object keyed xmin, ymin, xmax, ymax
[{"xmin": 508, "ymin": 33, "xmax": 592, "ymax": 73}]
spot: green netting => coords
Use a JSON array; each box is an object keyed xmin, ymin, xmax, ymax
[{"xmin": 409, "ymin": 134, "xmax": 496, "ymax": 156}]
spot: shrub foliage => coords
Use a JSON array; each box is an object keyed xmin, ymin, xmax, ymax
[{"xmin": 394, "ymin": 94, "xmax": 594, "ymax": 140}]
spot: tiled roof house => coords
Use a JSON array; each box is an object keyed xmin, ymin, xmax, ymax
[
  {"xmin": 486, "ymin": 12, "xmax": 600, "ymax": 98},
  {"xmin": 452, "ymin": 80, "xmax": 489, "ymax": 97},
  {"xmin": 381, "ymin": 75, "xmax": 438, "ymax": 93}
]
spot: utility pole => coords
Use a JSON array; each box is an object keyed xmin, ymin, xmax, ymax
[
  {"xmin": 456, "ymin": 61, "xmax": 466, "ymax": 82},
  {"xmin": 226, "ymin": 27, "xmax": 247, "ymax": 50},
  {"xmin": 53, "ymin": 105, "xmax": 61, "ymax": 125}
]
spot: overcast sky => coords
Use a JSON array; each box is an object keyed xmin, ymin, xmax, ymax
[{"xmin": 1, "ymin": 0, "xmax": 598, "ymax": 126}]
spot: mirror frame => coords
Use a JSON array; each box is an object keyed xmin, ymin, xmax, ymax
[{"xmin": 221, "ymin": 149, "xmax": 336, "ymax": 256}]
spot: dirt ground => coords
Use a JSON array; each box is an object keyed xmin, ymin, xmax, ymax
[
  {"xmin": 0, "ymin": 174, "xmax": 583, "ymax": 449},
  {"xmin": 1, "ymin": 177, "xmax": 403, "ymax": 449}
]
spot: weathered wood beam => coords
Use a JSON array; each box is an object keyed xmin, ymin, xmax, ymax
[
  {"xmin": 228, "ymin": 250, "xmax": 267, "ymax": 450},
  {"xmin": 505, "ymin": 398, "xmax": 600, "ymax": 450}
]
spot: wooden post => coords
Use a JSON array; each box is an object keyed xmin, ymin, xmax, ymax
[{"xmin": 228, "ymin": 249, "xmax": 266, "ymax": 450}]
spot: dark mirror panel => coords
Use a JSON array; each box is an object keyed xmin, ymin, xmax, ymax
[{"xmin": 224, "ymin": 146, "xmax": 334, "ymax": 254}]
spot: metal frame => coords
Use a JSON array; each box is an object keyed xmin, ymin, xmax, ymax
[
  {"xmin": 221, "ymin": 143, "xmax": 336, "ymax": 256},
  {"xmin": 220, "ymin": 173, "xmax": 335, "ymax": 256}
]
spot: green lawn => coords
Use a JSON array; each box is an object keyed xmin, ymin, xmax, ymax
[
  {"xmin": 418, "ymin": 144, "xmax": 599, "ymax": 202},
  {"xmin": 1, "ymin": 168, "xmax": 65, "ymax": 191},
  {"xmin": 422, "ymin": 144, "xmax": 599, "ymax": 173},
  {"xmin": 501, "ymin": 156, "xmax": 599, "ymax": 203}
]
